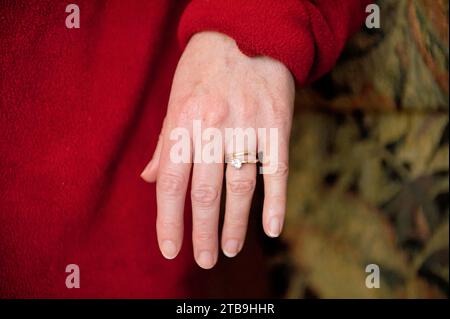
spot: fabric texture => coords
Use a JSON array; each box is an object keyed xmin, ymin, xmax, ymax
[
  {"xmin": 179, "ymin": 0, "xmax": 372, "ymax": 85},
  {"xmin": 0, "ymin": 0, "xmax": 367, "ymax": 297}
]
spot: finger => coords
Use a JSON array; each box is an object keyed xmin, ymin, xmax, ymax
[
  {"xmin": 156, "ymin": 123, "xmax": 192, "ymax": 259},
  {"xmin": 141, "ymin": 134, "xmax": 163, "ymax": 183},
  {"xmin": 259, "ymin": 128, "xmax": 290, "ymax": 238},
  {"xmin": 222, "ymin": 161, "xmax": 256, "ymax": 257},
  {"xmin": 191, "ymin": 159, "xmax": 223, "ymax": 269},
  {"xmin": 141, "ymin": 118, "xmax": 168, "ymax": 183}
]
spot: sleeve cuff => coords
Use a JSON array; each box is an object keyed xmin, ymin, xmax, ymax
[{"xmin": 178, "ymin": 0, "xmax": 368, "ymax": 86}]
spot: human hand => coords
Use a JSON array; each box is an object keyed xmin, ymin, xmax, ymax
[{"xmin": 141, "ymin": 31, "xmax": 295, "ymax": 269}]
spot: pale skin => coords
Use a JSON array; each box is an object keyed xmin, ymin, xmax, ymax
[{"xmin": 141, "ymin": 31, "xmax": 295, "ymax": 269}]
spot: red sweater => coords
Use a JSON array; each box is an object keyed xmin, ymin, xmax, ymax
[{"xmin": 0, "ymin": 0, "xmax": 369, "ymax": 298}]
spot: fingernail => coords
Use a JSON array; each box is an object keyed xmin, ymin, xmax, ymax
[
  {"xmin": 197, "ymin": 251, "xmax": 214, "ymax": 269},
  {"xmin": 223, "ymin": 240, "xmax": 240, "ymax": 258},
  {"xmin": 161, "ymin": 240, "xmax": 177, "ymax": 259},
  {"xmin": 268, "ymin": 217, "xmax": 281, "ymax": 238}
]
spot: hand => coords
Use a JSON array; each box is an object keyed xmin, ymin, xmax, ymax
[{"xmin": 141, "ymin": 31, "xmax": 295, "ymax": 269}]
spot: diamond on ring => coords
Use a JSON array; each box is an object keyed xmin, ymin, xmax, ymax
[
  {"xmin": 225, "ymin": 152, "xmax": 259, "ymax": 169},
  {"xmin": 231, "ymin": 158, "xmax": 243, "ymax": 169}
]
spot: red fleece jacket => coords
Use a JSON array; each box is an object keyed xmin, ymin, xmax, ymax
[{"xmin": 0, "ymin": 0, "xmax": 369, "ymax": 298}]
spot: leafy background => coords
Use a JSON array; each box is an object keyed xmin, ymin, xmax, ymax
[{"xmin": 269, "ymin": 0, "xmax": 449, "ymax": 298}]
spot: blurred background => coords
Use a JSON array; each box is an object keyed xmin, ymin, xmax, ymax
[{"xmin": 198, "ymin": 0, "xmax": 448, "ymax": 299}]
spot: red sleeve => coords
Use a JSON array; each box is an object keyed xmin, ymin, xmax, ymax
[{"xmin": 178, "ymin": 0, "xmax": 371, "ymax": 85}]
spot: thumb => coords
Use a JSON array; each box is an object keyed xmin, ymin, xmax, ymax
[{"xmin": 141, "ymin": 133, "xmax": 163, "ymax": 183}]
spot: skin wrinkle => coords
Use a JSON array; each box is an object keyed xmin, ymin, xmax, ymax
[
  {"xmin": 227, "ymin": 179, "xmax": 256, "ymax": 195},
  {"xmin": 157, "ymin": 172, "xmax": 186, "ymax": 196},
  {"xmin": 191, "ymin": 185, "xmax": 220, "ymax": 207}
]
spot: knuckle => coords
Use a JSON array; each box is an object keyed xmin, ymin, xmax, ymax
[
  {"xmin": 191, "ymin": 185, "xmax": 219, "ymax": 207},
  {"xmin": 158, "ymin": 219, "xmax": 182, "ymax": 230},
  {"xmin": 226, "ymin": 217, "xmax": 247, "ymax": 230},
  {"xmin": 172, "ymin": 97, "xmax": 228, "ymax": 128},
  {"xmin": 158, "ymin": 172, "xmax": 186, "ymax": 196},
  {"xmin": 272, "ymin": 162, "xmax": 289, "ymax": 178},
  {"xmin": 195, "ymin": 230, "xmax": 214, "ymax": 242},
  {"xmin": 203, "ymin": 103, "xmax": 228, "ymax": 127},
  {"xmin": 227, "ymin": 179, "xmax": 255, "ymax": 195},
  {"xmin": 271, "ymin": 111, "xmax": 289, "ymax": 127},
  {"xmin": 267, "ymin": 103, "xmax": 290, "ymax": 125},
  {"xmin": 173, "ymin": 107, "xmax": 195, "ymax": 127},
  {"xmin": 239, "ymin": 102, "xmax": 257, "ymax": 119},
  {"xmin": 267, "ymin": 194, "xmax": 286, "ymax": 205},
  {"xmin": 170, "ymin": 99, "xmax": 198, "ymax": 126}
]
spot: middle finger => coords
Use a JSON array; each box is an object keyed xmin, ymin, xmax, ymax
[{"xmin": 191, "ymin": 158, "xmax": 224, "ymax": 269}]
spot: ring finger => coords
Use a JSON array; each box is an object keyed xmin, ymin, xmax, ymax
[{"xmin": 222, "ymin": 150, "xmax": 257, "ymax": 257}]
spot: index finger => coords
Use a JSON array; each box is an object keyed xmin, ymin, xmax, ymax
[{"xmin": 156, "ymin": 122, "xmax": 192, "ymax": 259}]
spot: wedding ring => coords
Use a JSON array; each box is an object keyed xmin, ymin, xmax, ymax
[{"xmin": 225, "ymin": 152, "xmax": 259, "ymax": 169}]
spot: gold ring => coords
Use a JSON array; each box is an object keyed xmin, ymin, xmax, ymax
[{"xmin": 225, "ymin": 152, "xmax": 259, "ymax": 169}]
